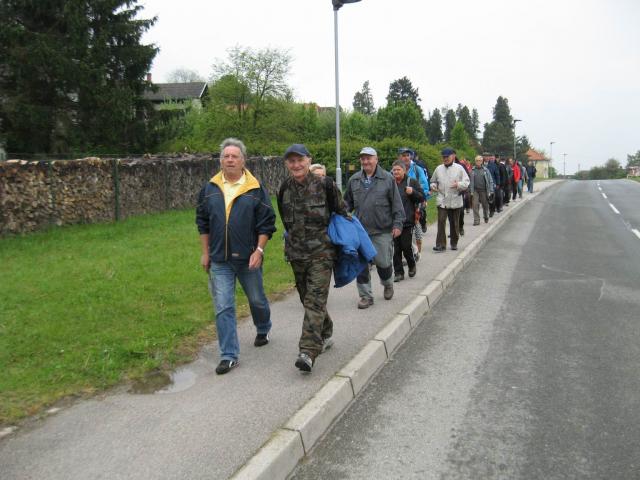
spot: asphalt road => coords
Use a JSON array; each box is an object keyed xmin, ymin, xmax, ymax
[{"xmin": 291, "ymin": 179, "xmax": 640, "ymax": 480}]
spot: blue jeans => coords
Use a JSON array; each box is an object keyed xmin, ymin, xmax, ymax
[
  {"xmin": 527, "ymin": 177, "xmax": 534, "ymax": 193},
  {"xmin": 209, "ymin": 261, "xmax": 271, "ymax": 361}
]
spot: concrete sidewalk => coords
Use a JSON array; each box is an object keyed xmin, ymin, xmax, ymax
[{"xmin": 0, "ymin": 182, "xmax": 560, "ymax": 480}]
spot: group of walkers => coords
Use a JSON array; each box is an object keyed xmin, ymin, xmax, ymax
[{"xmin": 196, "ymin": 138, "xmax": 536, "ymax": 375}]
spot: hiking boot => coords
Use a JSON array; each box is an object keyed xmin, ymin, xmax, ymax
[
  {"xmin": 295, "ymin": 352, "xmax": 313, "ymax": 372},
  {"xmin": 408, "ymin": 266, "xmax": 416, "ymax": 277},
  {"xmin": 484, "ymin": 217, "xmax": 489, "ymax": 223},
  {"xmin": 433, "ymin": 246, "xmax": 445, "ymax": 252},
  {"xmin": 321, "ymin": 337, "xmax": 334, "ymax": 353},
  {"xmin": 414, "ymin": 252, "xmax": 420, "ymax": 262},
  {"xmin": 473, "ymin": 222, "xmax": 480, "ymax": 226},
  {"xmin": 384, "ymin": 284, "xmax": 394, "ymax": 300},
  {"xmin": 459, "ymin": 228, "xmax": 465, "ymax": 236},
  {"xmin": 215, "ymin": 359, "xmax": 238, "ymax": 375},
  {"xmin": 254, "ymin": 333, "xmax": 270, "ymax": 347},
  {"xmin": 357, "ymin": 297, "xmax": 374, "ymax": 309},
  {"xmin": 451, "ymin": 245, "xmax": 458, "ymax": 251},
  {"xmin": 394, "ymin": 273, "xmax": 404, "ymax": 282}
]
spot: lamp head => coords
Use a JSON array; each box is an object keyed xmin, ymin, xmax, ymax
[{"xmin": 333, "ymin": 0, "xmax": 361, "ymax": 10}]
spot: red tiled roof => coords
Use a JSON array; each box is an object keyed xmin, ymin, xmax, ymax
[{"xmin": 526, "ymin": 149, "xmax": 546, "ymax": 161}]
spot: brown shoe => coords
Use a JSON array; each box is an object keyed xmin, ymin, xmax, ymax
[
  {"xmin": 357, "ymin": 297, "xmax": 373, "ymax": 309},
  {"xmin": 383, "ymin": 284, "xmax": 394, "ymax": 300}
]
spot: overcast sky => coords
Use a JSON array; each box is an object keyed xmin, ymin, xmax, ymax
[{"xmin": 140, "ymin": 0, "xmax": 639, "ymax": 173}]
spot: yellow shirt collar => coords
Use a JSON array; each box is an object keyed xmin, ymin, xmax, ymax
[{"xmin": 222, "ymin": 172, "xmax": 246, "ymax": 186}]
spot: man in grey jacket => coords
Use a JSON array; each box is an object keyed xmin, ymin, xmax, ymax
[
  {"xmin": 470, "ymin": 155, "xmax": 495, "ymax": 225},
  {"xmin": 344, "ymin": 147, "xmax": 405, "ymax": 309}
]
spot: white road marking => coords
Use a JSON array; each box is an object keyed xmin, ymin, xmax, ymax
[
  {"xmin": 602, "ymin": 193, "xmax": 607, "ymax": 199},
  {"xmin": 598, "ymin": 186, "xmax": 602, "ymax": 191},
  {"xmin": 609, "ymin": 203, "xmax": 620, "ymax": 214},
  {"xmin": 632, "ymin": 229, "xmax": 640, "ymax": 240}
]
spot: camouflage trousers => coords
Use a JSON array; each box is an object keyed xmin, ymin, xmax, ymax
[{"xmin": 290, "ymin": 258, "xmax": 334, "ymax": 359}]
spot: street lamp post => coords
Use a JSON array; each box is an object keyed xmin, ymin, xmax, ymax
[
  {"xmin": 513, "ymin": 119, "xmax": 522, "ymax": 162},
  {"xmin": 332, "ymin": 0, "xmax": 361, "ymax": 191},
  {"xmin": 549, "ymin": 141, "xmax": 555, "ymax": 178},
  {"xmin": 563, "ymin": 153, "xmax": 568, "ymax": 178}
]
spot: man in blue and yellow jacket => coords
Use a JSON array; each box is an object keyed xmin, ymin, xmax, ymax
[{"xmin": 196, "ymin": 138, "xmax": 276, "ymax": 375}]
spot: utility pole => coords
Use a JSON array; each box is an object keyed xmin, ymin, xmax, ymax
[
  {"xmin": 563, "ymin": 153, "xmax": 567, "ymax": 177},
  {"xmin": 513, "ymin": 119, "xmax": 522, "ymax": 161},
  {"xmin": 332, "ymin": 0, "xmax": 361, "ymax": 190},
  {"xmin": 549, "ymin": 141, "xmax": 555, "ymax": 178}
]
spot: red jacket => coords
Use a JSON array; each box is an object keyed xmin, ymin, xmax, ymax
[{"xmin": 512, "ymin": 163, "xmax": 521, "ymax": 182}]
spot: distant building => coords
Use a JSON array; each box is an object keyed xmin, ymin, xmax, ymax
[
  {"xmin": 628, "ymin": 165, "xmax": 640, "ymax": 177},
  {"xmin": 143, "ymin": 81, "xmax": 209, "ymax": 111},
  {"xmin": 526, "ymin": 148, "xmax": 551, "ymax": 178}
]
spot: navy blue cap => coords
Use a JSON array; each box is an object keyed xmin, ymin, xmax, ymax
[
  {"xmin": 441, "ymin": 147, "xmax": 456, "ymax": 157},
  {"xmin": 283, "ymin": 144, "xmax": 310, "ymax": 159},
  {"xmin": 398, "ymin": 147, "xmax": 413, "ymax": 154}
]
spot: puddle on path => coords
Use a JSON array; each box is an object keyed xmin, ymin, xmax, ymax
[
  {"xmin": 156, "ymin": 367, "xmax": 197, "ymax": 394},
  {"xmin": 129, "ymin": 366, "xmax": 198, "ymax": 395},
  {"xmin": 129, "ymin": 370, "xmax": 172, "ymax": 394}
]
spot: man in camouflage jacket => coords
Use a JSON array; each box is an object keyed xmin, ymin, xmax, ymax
[{"xmin": 277, "ymin": 144, "xmax": 347, "ymax": 373}]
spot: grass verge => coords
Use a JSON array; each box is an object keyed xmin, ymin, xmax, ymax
[{"xmin": 0, "ymin": 207, "xmax": 292, "ymax": 425}]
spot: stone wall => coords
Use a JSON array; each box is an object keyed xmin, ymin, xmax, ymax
[{"xmin": 0, "ymin": 154, "xmax": 288, "ymax": 235}]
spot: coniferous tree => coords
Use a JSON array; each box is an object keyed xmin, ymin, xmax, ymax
[
  {"xmin": 516, "ymin": 135, "xmax": 532, "ymax": 163},
  {"xmin": 443, "ymin": 109, "xmax": 457, "ymax": 142},
  {"xmin": 456, "ymin": 105, "xmax": 475, "ymax": 141},
  {"xmin": 471, "ymin": 108, "xmax": 480, "ymax": 140},
  {"xmin": 0, "ymin": 1, "xmax": 158, "ymax": 153},
  {"xmin": 493, "ymin": 96, "xmax": 513, "ymax": 127},
  {"xmin": 352, "ymin": 80, "xmax": 375, "ymax": 115},
  {"xmin": 482, "ymin": 96, "xmax": 515, "ymax": 157},
  {"xmin": 425, "ymin": 108, "xmax": 443, "ymax": 145},
  {"xmin": 386, "ymin": 76, "xmax": 421, "ymax": 106}
]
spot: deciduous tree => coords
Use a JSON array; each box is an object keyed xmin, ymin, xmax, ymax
[
  {"xmin": 166, "ymin": 68, "xmax": 205, "ymax": 83},
  {"xmin": 626, "ymin": 150, "xmax": 640, "ymax": 168},
  {"xmin": 373, "ymin": 102, "xmax": 426, "ymax": 143},
  {"xmin": 211, "ymin": 46, "xmax": 292, "ymax": 128}
]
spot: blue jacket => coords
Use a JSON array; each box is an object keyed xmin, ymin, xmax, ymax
[
  {"xmin": 328, "ymin": 214, "xmax": 377, "ymax": 288},
  {"xmin": 407, "ymin": 161, "xmax": 431, "ymax": 200},
  {"xmin": 486, "ymin": 161, "xmax": 500, "ymax": 187},
  {"xmin": 196, "ymin": 169, "xmax": 276, "ymax": 262}
]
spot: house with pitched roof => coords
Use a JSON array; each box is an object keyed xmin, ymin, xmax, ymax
[
  {"xmin": 143, "ymin": 81, "xmax": 208, "ymax": 111},
  {"xmin": 526, "ymin": 148, "xmax": 551, "ymax": 178}
]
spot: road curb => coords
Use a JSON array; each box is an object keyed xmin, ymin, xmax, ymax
[
  {"xmin": 374, "ymin": 314, "xmax": 412, "ymax": 356},
  {"xmin": 230, "ymin": 181, "xmax": 560, "ymax": 479},
  {"xmin": 284, "ymin": 376, "xmax": 354, "ymax": 452},
  {"xmin": 231, "ymin": 428, "xmax": 304, "ymax": 480}
]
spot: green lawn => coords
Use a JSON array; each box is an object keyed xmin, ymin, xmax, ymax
[
  {"xmin": 0, "ymin": 207, "xmax": 293, "ymax": 424},
  {"xmin": 0, "ymin": 195, "xmax": 440, "ymax": 425}
]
